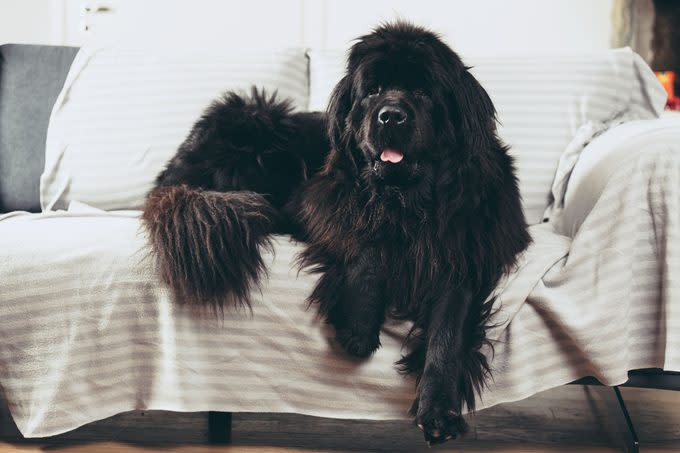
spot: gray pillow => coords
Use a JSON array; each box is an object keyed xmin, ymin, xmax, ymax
[{"xmin": 0, "ymin": 44, "xmax": 78, "ymax": 212}]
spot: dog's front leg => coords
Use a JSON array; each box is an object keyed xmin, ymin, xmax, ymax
[
  {"xmin": 413, "ymin": 288, "xmax": 486, "ymax": 444},
  {"xmin": 324, "ymin": 249, "xmax": 386, "ymax": 358}
]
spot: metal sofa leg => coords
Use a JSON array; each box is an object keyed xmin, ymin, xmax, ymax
[
  {"xmin": 208, "ymin": 411, "xmax": 232, "ymax": 444},
  {"xmin": 613, "ymin": 386, "xmax": 639, "ymax": 453}
]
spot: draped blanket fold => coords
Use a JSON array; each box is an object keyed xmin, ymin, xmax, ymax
[{"xmin": 1, "ymin": 145, "xmax": 679, "ymax": 436}]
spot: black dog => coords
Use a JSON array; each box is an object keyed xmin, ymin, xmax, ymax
[{"xmin": 143, "ymin": 22, "xmax": 530, "ymax": 444}]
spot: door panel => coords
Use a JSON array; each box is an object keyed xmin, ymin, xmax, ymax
[{"xmin": 64, "ymin": 0, "xmax": 305, "ymax": 50}]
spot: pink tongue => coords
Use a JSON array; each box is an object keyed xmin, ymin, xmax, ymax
[{"xmin": 380, "ymin": 148, "xmax": 404, "ymax": 163}]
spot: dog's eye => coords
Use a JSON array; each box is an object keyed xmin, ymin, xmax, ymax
[{"xmin": 367, "ymin": 86, "xmax": 382, "ymax": 97}]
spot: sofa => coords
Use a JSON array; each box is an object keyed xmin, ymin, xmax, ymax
[{"xmin": 1, "ymin": 44, "xmax": 679, "ymax": 450}]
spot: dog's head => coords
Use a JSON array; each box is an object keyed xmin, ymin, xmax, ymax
[{"xmin": 327, "ymin": 22, "xmax": 498, "ymax": 187}]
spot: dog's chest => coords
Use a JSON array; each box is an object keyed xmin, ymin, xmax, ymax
[{"xmin": 379, "ymin": 228, "xmax": 446, "ymax": 314}]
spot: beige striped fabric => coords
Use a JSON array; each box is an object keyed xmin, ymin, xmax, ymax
[
  {"xmin": 2, "ymin": 119, "xmax": 679, "ymax": 437},
  {"xmin": 308, "ymin": 48, "xmax": 667, "ymax": 225},
  {"xmin": 557, "ymin": 118, "xmax": 680, "ymax": 237},
  {"xmin": 40, "ymin": 47, "xmax": 309, "ymax": 211},
  {"xmin": 0, "ymin": 208, "xmax": 567, "ymax": 438},
  {"xmin": 486, "ymin": 125, "xmax": 680, "ymax": 408}
]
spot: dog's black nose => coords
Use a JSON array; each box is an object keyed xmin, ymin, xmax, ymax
[{"xmin": 378, "ymin": 106, "xmax": 407, "ymax": 125}]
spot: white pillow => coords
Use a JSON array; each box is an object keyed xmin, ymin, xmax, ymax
[
  {"xmin": 41, "ymin": 46, "xmax": 309, "ymax": 211},
  {"xmin": 308, "ymin": 48, "xmax": 667, "ymax": 224}
]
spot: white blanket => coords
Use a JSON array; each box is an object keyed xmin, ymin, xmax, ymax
[{"xmin": 1, "ymin": 143, "xmax": 679, "ymax": 436}]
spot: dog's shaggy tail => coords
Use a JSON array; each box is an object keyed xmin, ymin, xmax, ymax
[{"xmin": 142, "ymin": 184, "xmax": 276, "ymax": 311}]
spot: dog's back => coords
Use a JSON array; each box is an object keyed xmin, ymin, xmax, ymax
[{"xmin": 142, "ymin": 89, "xmax": 327, "ymax": 309}]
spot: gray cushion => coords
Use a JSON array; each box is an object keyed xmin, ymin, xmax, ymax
[{"xmin": 0, "ymin": 44, "xmax": 78, "ymax": 212}]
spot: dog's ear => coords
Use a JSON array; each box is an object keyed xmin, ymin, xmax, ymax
[
  {"xmin": 326, "ymin": 74, "xmax": 352, "ymax": 151},
  {"xmin": 446, "ymin": 67, "xmax": 499, "ymax": 150},
  {"xmin": 325, "ymin": 74, "xmax": 361, "ymax": 174}
]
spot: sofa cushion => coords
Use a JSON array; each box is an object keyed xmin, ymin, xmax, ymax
[
  {"xmin": 308, "ymin": 48, "xmax": 666, "ymax": 224},
  {"xmin": 41, "ymin": 47, "xmax": 309, "ymax": 211},
  {"xmin": 0, "ymin": 44, "xmax": 78, "ymax": 213}
]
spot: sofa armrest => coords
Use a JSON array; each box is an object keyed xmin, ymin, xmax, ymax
[
  {"xmin": 554, "ymin": 117, "xmax": 680, "ymax": 237},
  {"xmin": 0, "ymin": 44, "xmax": 78, "ymax": 213}
]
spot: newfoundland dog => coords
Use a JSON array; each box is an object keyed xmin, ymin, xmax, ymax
[{"xmin": 142, "ymin": 22, "xmax": 530, "ymax": 444}]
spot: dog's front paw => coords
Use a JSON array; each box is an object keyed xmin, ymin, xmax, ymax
[
  {"xmin": 413, "ymin": 397, "xmax": 468, "ymax": 445},
  {"xmin": 335, "ymin": 328, "xmax": 381, "ymax": 358}
]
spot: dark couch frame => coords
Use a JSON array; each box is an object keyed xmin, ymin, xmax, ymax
[
  {"xmin": 571, "ymin": 369, "xmax": 680, "ymax": 453},
  {"xmin": 203, "ymin": 370, "xmax": 679, "ymax": 452}
]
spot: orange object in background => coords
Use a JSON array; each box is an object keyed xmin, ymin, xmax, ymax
[
  {"xmin": 656, "ymin": 71, "xmax": 675, "ymax": 97},
  {"xmin": 656, "ymin": 71, "xmax": 680, "ymax": 110}
]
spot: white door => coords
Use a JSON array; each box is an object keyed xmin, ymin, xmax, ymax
[
  {"xmin": 63, "ymin": 0, "xmax": 307, "ymax": 50},
  {"xmin": 59, "ymin": 0, "xmax": 615, "ymax": 54}
]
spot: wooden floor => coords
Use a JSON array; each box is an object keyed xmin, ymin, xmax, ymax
[
  {"xmin": 2, "ymin": 385, "xmax": 680, "ymax": 452},
  {"xmin": 2, "ymin": 446, "xmax": 679, "ymax": 453}
]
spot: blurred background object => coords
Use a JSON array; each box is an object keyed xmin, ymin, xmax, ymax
[
  {"xmin": 611, "ymin": 0, "xmax": 655, "ymax": 61},
  {"xmin": 651, "ymin": 0, "xmax": 680, "ymax": 109},
  {"xmin": 656, "ymin": 71, "xmax": 680, "ymax": 110}
]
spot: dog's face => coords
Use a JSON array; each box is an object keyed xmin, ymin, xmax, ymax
[
  {"xmin": 327, "ymin": 22, "xmax": 498, "ymax": 188},
  {"xmin": 351, "ymin": 50, "xmax": 436, "ymax": 186}
]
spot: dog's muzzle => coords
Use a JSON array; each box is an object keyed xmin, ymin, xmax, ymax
[{"xmin": 377, "ymin": 105, "xmax": 408, "ymax": 126}]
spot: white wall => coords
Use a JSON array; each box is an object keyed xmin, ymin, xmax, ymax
[
  {"xmin": 320, "ymin": 0, "xmax": 614, "ymax": 55},
  {"xmin": 332, "ymin": 0, "xmax": 612, "ymax": 54},
  {"xmin": 0, "ymin": 0, "xmax": 614, "ymax": 56},
  {"xmin": 0, "ymin": 0, "xmax": 62, "ymax": 45}
]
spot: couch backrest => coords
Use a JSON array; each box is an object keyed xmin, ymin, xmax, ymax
[
  {"xmin": 40, "ymin": 47, "xmax": 310, "ymax": 211},
  {"xmin": 0, "ymin": 44, "xmax": 78, "ymax": 213},
  {"xmin": 308, "ymin": 48, "xmax": 666, "ymax": 224},
  {"xmin": 2, "ymin": 44, "xmax": 665, "ymax": 223}
]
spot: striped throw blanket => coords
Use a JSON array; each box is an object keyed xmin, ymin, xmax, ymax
[{"xmin": 1, "ymin": 133, "xmax": 679, "ymax": 437}]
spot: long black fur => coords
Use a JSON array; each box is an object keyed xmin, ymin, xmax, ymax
[
  {"xmin": 142, "ymin": 88, "xmax": 327, "ymax": 310},
  {"xmin": 143, "ymin": 22, "xmax": 531, "ymax": 444}
]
